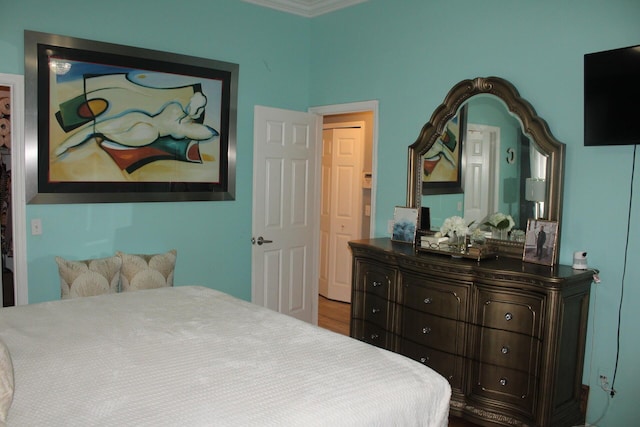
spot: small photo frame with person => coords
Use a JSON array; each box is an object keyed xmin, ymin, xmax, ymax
[
  {"xmin": 392, "ymin": 206, "xmax": 419, "ymax": 244},
  {"xmin": 523, "ymin": 219, "xmax": 559, "ymax": 266}
]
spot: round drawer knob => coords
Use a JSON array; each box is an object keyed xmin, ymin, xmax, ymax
[
  {"xmin": 501, "ymin": 346, "xmax": 510, "ymax": 355},
  {"xmin": 499, "ymin": 377, "xmax": 508, "ymax": 386},
  {"xmin": 372, "ymin": 281, "xmax": 382, "ymax": 287},
  {"xmin": 419, "ymin": 356, "xmax": 429, "ymax": 364},
  {"xmin": 504, "ymin": 312, "xmax": 513, "ymax": 321},
  {"xmin": 423, "ymin": 297, "xmax": 433, "ymax": 304},
  {"xmin": 371, "ymin": 308, "xmax": 381, "ymax": 314},
  {"xmin": 370, "ymin": 333, "xmax": 379, "ymax": 340},
  {"xmin": 422, "ymin": 327, "xmax": 432, "ymax": 334}
]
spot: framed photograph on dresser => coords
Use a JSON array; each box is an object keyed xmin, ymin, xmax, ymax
[
  {"xmin": 391, "ymin": 206, "xmax": 419, "ymax": 244},
  {"xmin": 523, "ymin": 219, "xmax": 558, "ymax": 266}
]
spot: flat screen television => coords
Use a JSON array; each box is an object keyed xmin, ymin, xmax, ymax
[{"xmin": 584, "ymin": 44, "xmax": 640, "ymax": 146}]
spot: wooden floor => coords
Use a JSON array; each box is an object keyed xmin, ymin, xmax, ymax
[
  {"xmin": 317, "ymin": 294, "xmax": 351, "ymax": 335},
  {"xmin": 317, "ymin": 295, "xmax": 481, "ymax": 427}
]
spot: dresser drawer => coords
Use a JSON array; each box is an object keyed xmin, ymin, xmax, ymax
[
  {"xmin": 403, "ymin": 276, "xmax": 468, "ymax": 320},
  {"xmin": 351, "ymin": 319, "xmax": 391, "ymax": 350},
  {"xmin": 477, "ymin": 328, "xmax": 541, "ymax": 373},
  {"xmin": 476, "ymin": 288, "xmax": 543, "ymax": 338},
  {"xmin": 362, "ymin": 293, "xmax": 391, "ymax": 328},
  {"xmin": 351, "ymin": 290, "xmax": 393, "ymax": 328},
  {"xmin": 354, "ymin": 261, "xmax": 396, "ymax": 299},
  {"xmin": 402, "ymin": 307, "xmax": 464, "ymax": 355},
  {"xmin": 471, "ymin": 362, "xmax": 537, "ymax": 418},
  {"xmin": 400, "ymin": 339, "xmax": 465, "ymax": 391}
]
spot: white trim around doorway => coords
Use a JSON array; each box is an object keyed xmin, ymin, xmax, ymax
[
  {"xmin": 1, "ymin": 73, "xmax": 28, "ymax": 305},
  {"xmin": 309, "ymin": 100, "xmax": 379, "ymax": 237}
]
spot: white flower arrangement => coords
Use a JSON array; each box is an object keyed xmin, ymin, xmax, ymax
[
  {"xmin": 469, "ymin": 226, "xmax": 486, "ymax": 241},
  {"xmin": 483, "ymin": 212, "xmax": 515, "ymax": 231},
  {"xmin": 438, "ymin": 215, "xmax": 469, "ymax": 238}
]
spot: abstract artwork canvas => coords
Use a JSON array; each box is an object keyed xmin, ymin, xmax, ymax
[
  {"xmin": 421, "ymin": 105, "xmax": 467, "ymax": 195},
  {"xmin": 25, "ymin": 31, "xmax": 238, "ymax": 203}
]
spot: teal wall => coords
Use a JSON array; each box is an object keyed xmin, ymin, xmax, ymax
[
  {"xmin": 0, "ymin": 0, "xmax": 311, "ymax": 303},
  {"xmin": 309, "ymin": 1, "xmax": 640, "ymax": 425},
  {"xmin": 2, "ymin": 0, "xmax": 640, "ymax": 425}
]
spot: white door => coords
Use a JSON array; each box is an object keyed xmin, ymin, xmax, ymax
[
  {"xmin": 464, "ymin": 124, "xmax": 500, "ymax": 225},
  {"xmin": 319, "ymin": 127, "xmax": 363, "ymax": 302},
  {"xmin": 252, "ymin": 105, "xmax": 319, "ymax": 324}
]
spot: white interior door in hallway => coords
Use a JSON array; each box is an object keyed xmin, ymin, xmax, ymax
[
  {"xmin": 251, "ymin": 105, "xmax": 319, "ymax": 324},
  {"xmin": 318, "ymin": 126, "xmax": 363, "ymax": 303},
  {"xmin": 463, "ymin": 123, "xmax": 500, "ymax": 226}
]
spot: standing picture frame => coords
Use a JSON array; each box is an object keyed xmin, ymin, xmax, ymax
[
  {"xmin": 523, "ymin": 219, "xmax": 559, "ymax": 266},
  {"xmin": 421, "ymin": 104, "xmax": 467, "ymax": 195},
  {"xmin": 391, "ymin": 206, "xmax": 419, "ymax": 244},
  {"xmin": 24, "ymin": 30, "xmax": 238, "ymax": 204}
]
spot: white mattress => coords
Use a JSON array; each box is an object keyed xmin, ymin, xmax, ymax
[{"xmin": 0, "ymin": 286, "xmax": 450, "ymax": 426}]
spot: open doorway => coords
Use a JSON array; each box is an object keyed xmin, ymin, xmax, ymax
[
  {"xmin": 1, "ymin": 84, "xmax": 15, "ymax": 307},
  {"xmin": 251, "ymin": 102, "xmax": 376, "ymax": 326},
  {"xmin": 309, "ymin": 102, "xmax": 377, "ymax": 328},
  {"xmin": 0, "ymin": 74, "xmax": 27, "ymax": 307}
]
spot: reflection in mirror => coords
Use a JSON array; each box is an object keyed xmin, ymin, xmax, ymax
[
  {"xmin": 407, "ymin": 77, "xmax": 565, "ymax": 258},
  {"xmin": 421, "ymin": 95, "xmax": 549, "ymax": 232}
]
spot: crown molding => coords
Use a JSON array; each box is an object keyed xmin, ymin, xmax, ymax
[{"xmin": 242, "ymin": 0, "xmax": 368, "ymax": 17}]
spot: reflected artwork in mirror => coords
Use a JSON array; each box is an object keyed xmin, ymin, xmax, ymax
[{"xmin": 407, "ymin": 77, "xmax": 565, "ymax": 258}]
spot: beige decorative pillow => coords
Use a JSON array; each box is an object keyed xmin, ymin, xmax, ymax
[
  {"xmin": 117, "ymin": 249, "xmax": 177, "ymax": 292},
  {"xmin": 0, "ymin": 339, "xmax": 14, "ymax": 422},
  {"xmin": 56, "ymin": 256, "xmax": 122, "ymax": 299}
]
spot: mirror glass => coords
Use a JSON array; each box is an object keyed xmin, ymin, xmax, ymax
[
  {"xmin": 422, "ymin": 95, "xmax": 547, "ymax": 231},
  {"xmin": 407, "ymin": 77, "xmax": 565, "ymax": 257}
]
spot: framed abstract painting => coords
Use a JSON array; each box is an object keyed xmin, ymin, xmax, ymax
[
  {"xmin": 24, "ymin": 30, "xmax": 238, "ymax": 204},
  {"xmin": 421, "ymin": 105, "xmax": 467, "ymax": 195}
]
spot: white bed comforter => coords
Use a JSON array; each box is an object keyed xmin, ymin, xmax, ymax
[{"xmin": 0, "ymin": 286, "xmax": 450, "ymax": 426}]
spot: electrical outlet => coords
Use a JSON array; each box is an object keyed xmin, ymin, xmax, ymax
[
  {"xmin": 597, "ymin": 367, "xmax": 608, "ymax": 382},
  {"xmin": 598, "ymin": 372, "xmax": 612, "ymax": 394},
  {"xmin": 31, "ymin": 218, "xmax": 43, "ymax": 235}
]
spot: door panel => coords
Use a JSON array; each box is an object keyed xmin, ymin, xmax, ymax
[
  {"xmin": 318, "ymin": 129, "xmax": 332, "ymax": 297},
  {"xmin": 252, "ymin": 106, "xmax": 318, "ymax": 323},
  {"xmin": 464, "ymin": 124, "xmax": 499, "ymax": 226},
  {"xmin": 320, "ymin": 128, "xmax": 363, "ymax": 302}
]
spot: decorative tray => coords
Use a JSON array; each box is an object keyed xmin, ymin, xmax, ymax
[{"xmin": 416, "ymin": 245, "xmax": 497, "ymax": 261}]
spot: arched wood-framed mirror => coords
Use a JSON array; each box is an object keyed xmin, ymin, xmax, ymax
[{"xmin": 407, "ymin": 76, "xmax": 565, "ymax": 258}]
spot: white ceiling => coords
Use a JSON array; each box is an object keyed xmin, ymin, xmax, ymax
[{"xmin": 241, "ymin": 0, "xmax": 368, "ymax": 17}]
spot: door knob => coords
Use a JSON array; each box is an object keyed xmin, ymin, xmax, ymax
[{"xmin": 252, "ymin": 236, "xmax": 273, "ymax": 245}]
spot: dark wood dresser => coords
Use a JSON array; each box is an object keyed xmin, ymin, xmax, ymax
[{"xmin": 349, "ymin": 238, "xmax": 594, "ymax": 427}]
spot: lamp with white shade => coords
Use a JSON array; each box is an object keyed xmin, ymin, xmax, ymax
[{"xmin": 525, "ymin": 178, "xmax": 546, "ymax": 219}]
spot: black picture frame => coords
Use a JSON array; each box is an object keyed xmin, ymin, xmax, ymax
[
  {"xmin": 421, "ymin": 104, "xmax": 467, "ymax": 195},
  {"xmin": 24, "ymin": 30, "xmax": 238, "ymax": 204}
]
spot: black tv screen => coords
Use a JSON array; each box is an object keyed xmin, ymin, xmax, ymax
[{"xmin": 584, "ymin": 44, "xmax": 640, "ymax": 146}]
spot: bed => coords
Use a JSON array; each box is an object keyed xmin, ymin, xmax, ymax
[{"xmin": 0, "ymin": 286, "xmax": 450, "ymax": 426}]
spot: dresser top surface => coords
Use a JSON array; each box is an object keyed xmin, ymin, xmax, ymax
[{"xmin": 349, "ymin": 238, "xmax": 596, "ymax": 283}]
